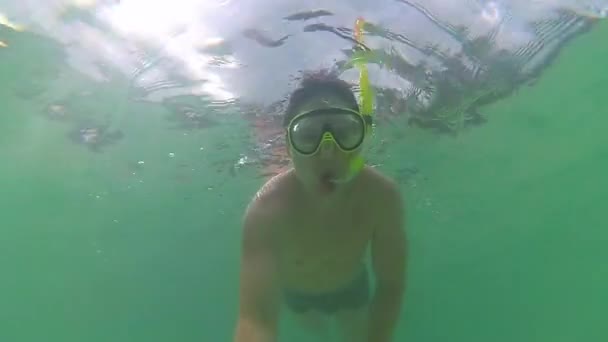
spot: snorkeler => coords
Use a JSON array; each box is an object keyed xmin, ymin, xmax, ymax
[{"xmin": 233, "ymin": 70, "xmax": 407, "ymax": 342}]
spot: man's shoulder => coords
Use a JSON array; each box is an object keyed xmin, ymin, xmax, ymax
[
  {"xmin": 254, "ymin": 169, "xmax": 296, "ymax": 204},
  {"xmin": 361, "ymin": 166, "xmax": 401, "ymax": 198},
  {"xmin": 244, "ymin": 169, "xmax": 296, "ymax": 227},
  {"xmin": 359, "ymin": 167, "xmax": 405, "ymax": 235},
  {"xmin": 358, "ymin": 166, "xmax": 404, "ymax": 218}
]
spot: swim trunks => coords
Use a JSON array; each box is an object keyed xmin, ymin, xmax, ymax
[{"xmin": 283, "ymin": 268, "xmax": 370, "ymax": 314}]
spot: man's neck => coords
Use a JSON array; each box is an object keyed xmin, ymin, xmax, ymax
[
  {"xmin": 311, "ymin": 188, "xmax": 348, "ymax": 209},
  {"xmin": 298, "ymin": 177, "xmax": 358, "ymax": 211}
]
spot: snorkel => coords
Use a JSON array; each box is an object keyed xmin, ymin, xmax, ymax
[
  {"xmin": 354, "ymin": 17, "xmax": 374, "ymax": 117},
  {"xmin": 330, "ymin": 17, "xmax": 373, "ymax": 184}
]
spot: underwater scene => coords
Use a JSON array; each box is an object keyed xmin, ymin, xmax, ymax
[{"xmin": 1, "ymin": 0, "xmax": 607, "ymax": 341}]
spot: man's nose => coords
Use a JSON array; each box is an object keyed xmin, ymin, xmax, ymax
[{"xmin": 318, "ymin": 139, "xmax": 337, "ymax": 159}]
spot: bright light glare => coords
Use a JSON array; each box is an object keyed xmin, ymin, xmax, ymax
[{"xmin": 102, "ymin": 0, "xmax": 202, "ymax": 39}]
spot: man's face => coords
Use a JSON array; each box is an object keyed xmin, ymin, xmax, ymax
[{"xmin": 286, "ymin": 96, "xmax": 364, "ymax": 189}]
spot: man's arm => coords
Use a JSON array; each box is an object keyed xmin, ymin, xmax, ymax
[
  {"xmin": 369, "ymin": 184, "xmax": 407, "ymax": 342},
  {"xmin": 233, "ymin": 203, "xmax": 280, "ymax": 342}
]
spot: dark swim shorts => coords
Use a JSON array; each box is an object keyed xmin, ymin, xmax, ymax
[{"xmin": 283, "ymin": 268, "xmax": 370, "ymax": 314}]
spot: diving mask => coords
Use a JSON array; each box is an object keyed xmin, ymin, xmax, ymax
[{"xmin": 287, "ymin": 107, "xmax": 371, "ymax": 156}]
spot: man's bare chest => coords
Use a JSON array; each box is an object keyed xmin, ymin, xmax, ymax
[{"xmin": 276, "ymin": 210, "xmax": 373, "ymax": 265}]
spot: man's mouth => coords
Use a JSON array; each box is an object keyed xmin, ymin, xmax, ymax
[
  {"xmin": 320, "ymin": 171, "xmax": 333, "ymax": 182},
  {"xmin": 319, "ymin": 172, "xmax": 338, "ymax": 192},
  {"xmin": 321, "ymin": 169, "xmax": 352, "ymax": 183}
]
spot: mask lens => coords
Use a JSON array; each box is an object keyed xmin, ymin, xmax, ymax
[
  {"xmin": 325, "ymin": 113, "xmax": 364, "ymax": 150},
  {"xmin": 290, "ymin": 118, "xmax": 323, "ymax": 154}
]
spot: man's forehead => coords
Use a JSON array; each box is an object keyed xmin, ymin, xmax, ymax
[
  {"xmin": 292, "ymin": 93, "xmax": 355, "ymax": 116},
  {"xmin": 308, "ymin": 95, "xmax": 348, "ymax": 107}
]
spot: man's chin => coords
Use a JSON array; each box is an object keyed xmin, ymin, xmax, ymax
[
  {"xmin": 318, "ymin": 176, "xmax": 337, "ymax": 194},
  {"xmin": 317, "ymin": 171, "xmax": 354, "ymax": 193}
]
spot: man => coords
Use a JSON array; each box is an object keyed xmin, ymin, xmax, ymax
[{"xmin": 234, "ymin": 71, "xmax": 407, "ymax": 342}]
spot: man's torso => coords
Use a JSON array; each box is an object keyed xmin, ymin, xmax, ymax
[{"xmin": 258, "ymin": 167, "xmax": 388, "ymax": 294}]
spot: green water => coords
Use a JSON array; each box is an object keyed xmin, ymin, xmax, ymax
[{"xmin": 1, "ymin": 19, "xmax": 607, "ymax": 342}]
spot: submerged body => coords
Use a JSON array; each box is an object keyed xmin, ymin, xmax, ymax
[{"xmin": 234, "ymin": 72, "xmax": 407, "ymax": 342}]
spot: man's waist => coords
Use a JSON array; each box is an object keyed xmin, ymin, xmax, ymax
[{"xmin": 281, "ymin": 265, "xmax": 368, "ymax": 296}]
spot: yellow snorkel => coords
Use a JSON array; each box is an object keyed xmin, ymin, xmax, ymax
[
  {"xmin": 354, "ymin": 17, "xmax": 374, "ymax": 120},
  {"xmin": 339, "ymin": 16, "xmax": 373, "ymax": 182}
]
